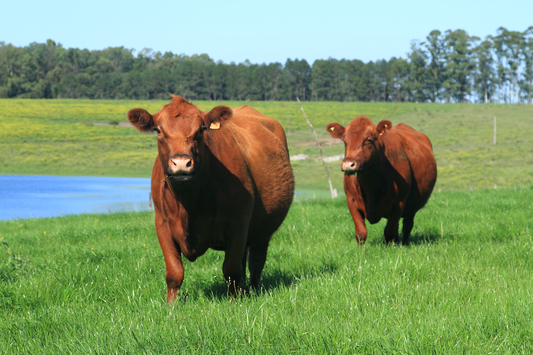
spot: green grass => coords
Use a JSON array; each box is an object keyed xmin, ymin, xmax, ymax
[
  {"xmin": 4, "ymin": 99, "xmax": 532, "ymax": 193},
  {"xmin": 1, "ymin": 99, "xmax": 432, "ymax": 179},
  {"xmin": 287, "ymin": 103, "xmax": 533, "ymax": 193},
  {"xmin": 1, "ymin": 187, "xmax": 533, "ymax": 353},
  {"xmin": 1, "ymin": 99, "xmax": 532, "ymax": 352}
]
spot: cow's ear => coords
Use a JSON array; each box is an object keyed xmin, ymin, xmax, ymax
[
  {"xmin": 326, "ymin": 123, "xmax": 345, "ymax": 139},
  {"xmin": 204, "ymin": 106, "xmax": 233, "ymax": 130},
  {"xmin": 376, "ymin": 120, "xmax": 392, "ymax": 136},
  {"xmin": 127, "ymin": 108, "xmax": 154, "ymax": 132}
]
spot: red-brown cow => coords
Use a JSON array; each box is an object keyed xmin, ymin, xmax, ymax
[
  {"xmin": 327, "ymin": 117, "xmax": 437, "ymax": 245},
  {"xmin": 127, "ymin": 95, "xmax": 294, "ymax": 301}
]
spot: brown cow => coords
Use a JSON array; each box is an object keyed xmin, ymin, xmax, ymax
[
  {"xmin": 327, "ymin": 117, "xmax": 437, "ymax": 245},
  {"xmin": 127, "ymin": 95, "xmax": 294, "ymax": 301}
]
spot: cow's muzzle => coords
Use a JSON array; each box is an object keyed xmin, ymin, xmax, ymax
[
  {"xmin": 167, "ymin": 154, "xmax": 195, "ymax": 182},
  {"xmin": 341, "ymin": 159, "xmax": 359, "ymax": 175}
]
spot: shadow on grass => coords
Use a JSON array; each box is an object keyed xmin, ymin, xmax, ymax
[
  {"xmin": 365, "ymin": 227, "xmax": 442, "ymax": 246},
  {"xmin": 262, "ymin": 261, "xmax": 338, "ymax": 290},
  {"xmin": 189, "ymin": 262, "xmax": 339, "ymax": 301},
  {"xmin": 406, "ymin": 228, "xmax": 441, "ymax": 245}
]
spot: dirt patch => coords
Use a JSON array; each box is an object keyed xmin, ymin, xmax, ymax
[{"xmin": 296, "ymin": 138, "xmax": 342, "ymax": 147}]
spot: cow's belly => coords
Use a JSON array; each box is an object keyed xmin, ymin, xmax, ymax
[
  {"xmin": 209, "ymin": 234, "xmax": 226, "ymax": 251},
  {"xmin": 364, "ymin": 197, "xmax": 393, "ymax": 224}
]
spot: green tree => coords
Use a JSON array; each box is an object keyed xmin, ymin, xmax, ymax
[
  {"xmin": 520, "ymin": 26, "xmax": 533, "ymax": 103},
  {"xmin": 311, "ymin": 58, "xmax": 340, "ymax": 101},
  {"xmin": 492, "ymin": 27, "xmax": 525, "ymax": 103},
  {"xmin": 0, "ymin": 42, "xmax": 23, "ymax": 97},
  {"xmin": 366, "ymin": 61, "xmax": 381, "ymax": 101},
  {"xmin": 203, "ymin": 61, "xmax": 226, "ymax": 100},
  {"xmin": 94, "ymin": 72, "xmax": 124, "ymax": 99},
  {"xmin": 442, "ymin": 30, "xmax": 478, "ymax": 102},
  {"xmin": 284, "ymin": 59, "xmax": 311, "ymax": 101},
  {"xmin": 389, "ymin": 57, "xmax": 411, "ymax": 102},
  {"xmin": 373, "ymin": 59, "xmax": 396, "ymax": 102},
  {"xmin": 101, "ymin": 47, "xmax": 134, "ymax": 73},
  {"xmin": 425, "ymin": 30, "xmax": 446, "ymax": 102},
  {"xmin": 473, "ymin": 38, "xmax": 496, "ymax": 103},
  {"xmin": 406, "ymin": 40, "xmax": 428, "ymax": 102},
  {"xmin": 341, "ymin": 59, "xmax": 370, "ymax": 102},
  {"xmin": 17, "ymin": 40, "xmax": 62, "ymax": 98}
]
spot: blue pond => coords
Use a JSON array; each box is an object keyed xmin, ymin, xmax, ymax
[{"xmin": 0, "ymin": 175, "xmax": 152, "ymax": 220}]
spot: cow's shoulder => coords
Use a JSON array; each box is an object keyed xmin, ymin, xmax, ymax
[
  {"xmin": 377, "ymin": 125, "xmax": 411, "ymax": 180},
  {"xmin": 233, "ymin": 105, "xmax": 262, "ymax": 116},
  {"xmin": 379, "ymin": 126, "xmax": 406, "ymax": 155},
  {"xmin": 392, "ymin": 123, "xmax": 433, "ymax": 152},
  {"xmin": 382, "ymin": 123, "xmax": 434, "ymax": 185},
  {"xmin": 233, "ymin": 106, "xmax": 277, "ymax": 126},
  {"xmin": 231, "ymin": 107, "xmax": 286, "ymax": 145},
  {"xmin": 393, "ymin": 123, "xmax": 416, "ymax": 132}
]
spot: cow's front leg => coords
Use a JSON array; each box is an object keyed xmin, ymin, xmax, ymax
[
  {"xmin": 155, "ymin": 215, "xmax": 184, "ymax": 303},
  {"xmin": 347, "ymin": 196, "xmax": 367, "ymax": 245},
  {"xmin": 222, "ymin": 222, "xmax": 249, "ymax": 295},
  {"xmin": 384, "ymin": 204, "xmax": 402, "ymax": 244},
  {"xmin": 164, "ymin": 251, "xmax": 184, "ymax": 303}
]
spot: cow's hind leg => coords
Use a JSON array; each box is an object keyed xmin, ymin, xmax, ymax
[
  {"xmin": 248, "ymin": 239, "xmax": 270, "ymax": 291},
  {"xmin": 401, "ymin": 216, "xmax": 415, "ymax": 245}
]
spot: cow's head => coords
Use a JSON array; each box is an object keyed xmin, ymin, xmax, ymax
[
  {"xmin": 326, "ymin": 117, "xmax": 391, "ymax": 174},
  {"xmin": 127, "ymin": 95, "xmax": 232, "ymax": 185}
]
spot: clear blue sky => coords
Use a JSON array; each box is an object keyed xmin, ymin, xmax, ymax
[{"xmin": 2, "ymin": 0, "xmax": 531, "ymax": 64}]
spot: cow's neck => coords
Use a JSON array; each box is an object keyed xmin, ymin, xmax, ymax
[
  {"xmin": 359, "ymin": 145, "xmax": 389, "ymax": 191},
  {"xmin": 168, "ymin": 178, "xmax": 207, "ymax": 214},
  {"xmin": 357, "ymin": 165, "xmax": 381, "ymax": 193},
  {"xmin": 166, "ymin": 150, "xmax": 215, "ymax": 217},
  {"xmin": 165, "ymin": 139, "xmax": 229, "ymax": 222},
  {"xmin": 355, "ymin": 161, "xmax": 384, "ymax": 222}
]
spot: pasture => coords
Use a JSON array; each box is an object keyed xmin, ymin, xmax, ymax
[
  {"xmin": 1, "ymin": 188, "xmax": 532, "ymax": 353},
  {"xmin": 1, "ymin": 99, "xmax": 532, "ymax": 192},
  {"xmin": 1, "ymin": 99, "xmax": 533, "ymax": 353}
]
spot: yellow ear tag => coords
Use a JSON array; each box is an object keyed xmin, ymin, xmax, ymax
[
  {"xmin": 330, "ymin": 127, "xmax": 335, "ymax": 131},
  {"xmin": 210, "ymin": 122, "xmax": 221, "ymax": 130}
]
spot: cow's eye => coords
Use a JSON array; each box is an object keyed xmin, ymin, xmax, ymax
[{"xmin": 154, "ymin": 127, "xmax": 161, "ymax": 134}]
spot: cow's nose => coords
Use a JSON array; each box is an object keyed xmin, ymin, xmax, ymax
[
  {"xmin": 168, "ymin": 155, "xmax": 194, "ymax": 175},
  {"xmin": 341, "ymin": 160, "xmax": 357, "ymax": 172}
]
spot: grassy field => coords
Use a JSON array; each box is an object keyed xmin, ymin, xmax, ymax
[
  {"xmin": 1, "ymin": 187, "xmax": 532, "ymax": 353},
  {"xmin": 1, "ymin": 99, "xmax": 533, "ymax": 353},
  {"xmin": 2, "ymin": 99, "xmax": 532, "ymax": 193}
]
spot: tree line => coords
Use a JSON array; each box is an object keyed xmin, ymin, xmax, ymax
[{"xmin": 1, "ymin": 26, "xmax": 532, "ymax": 103}]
